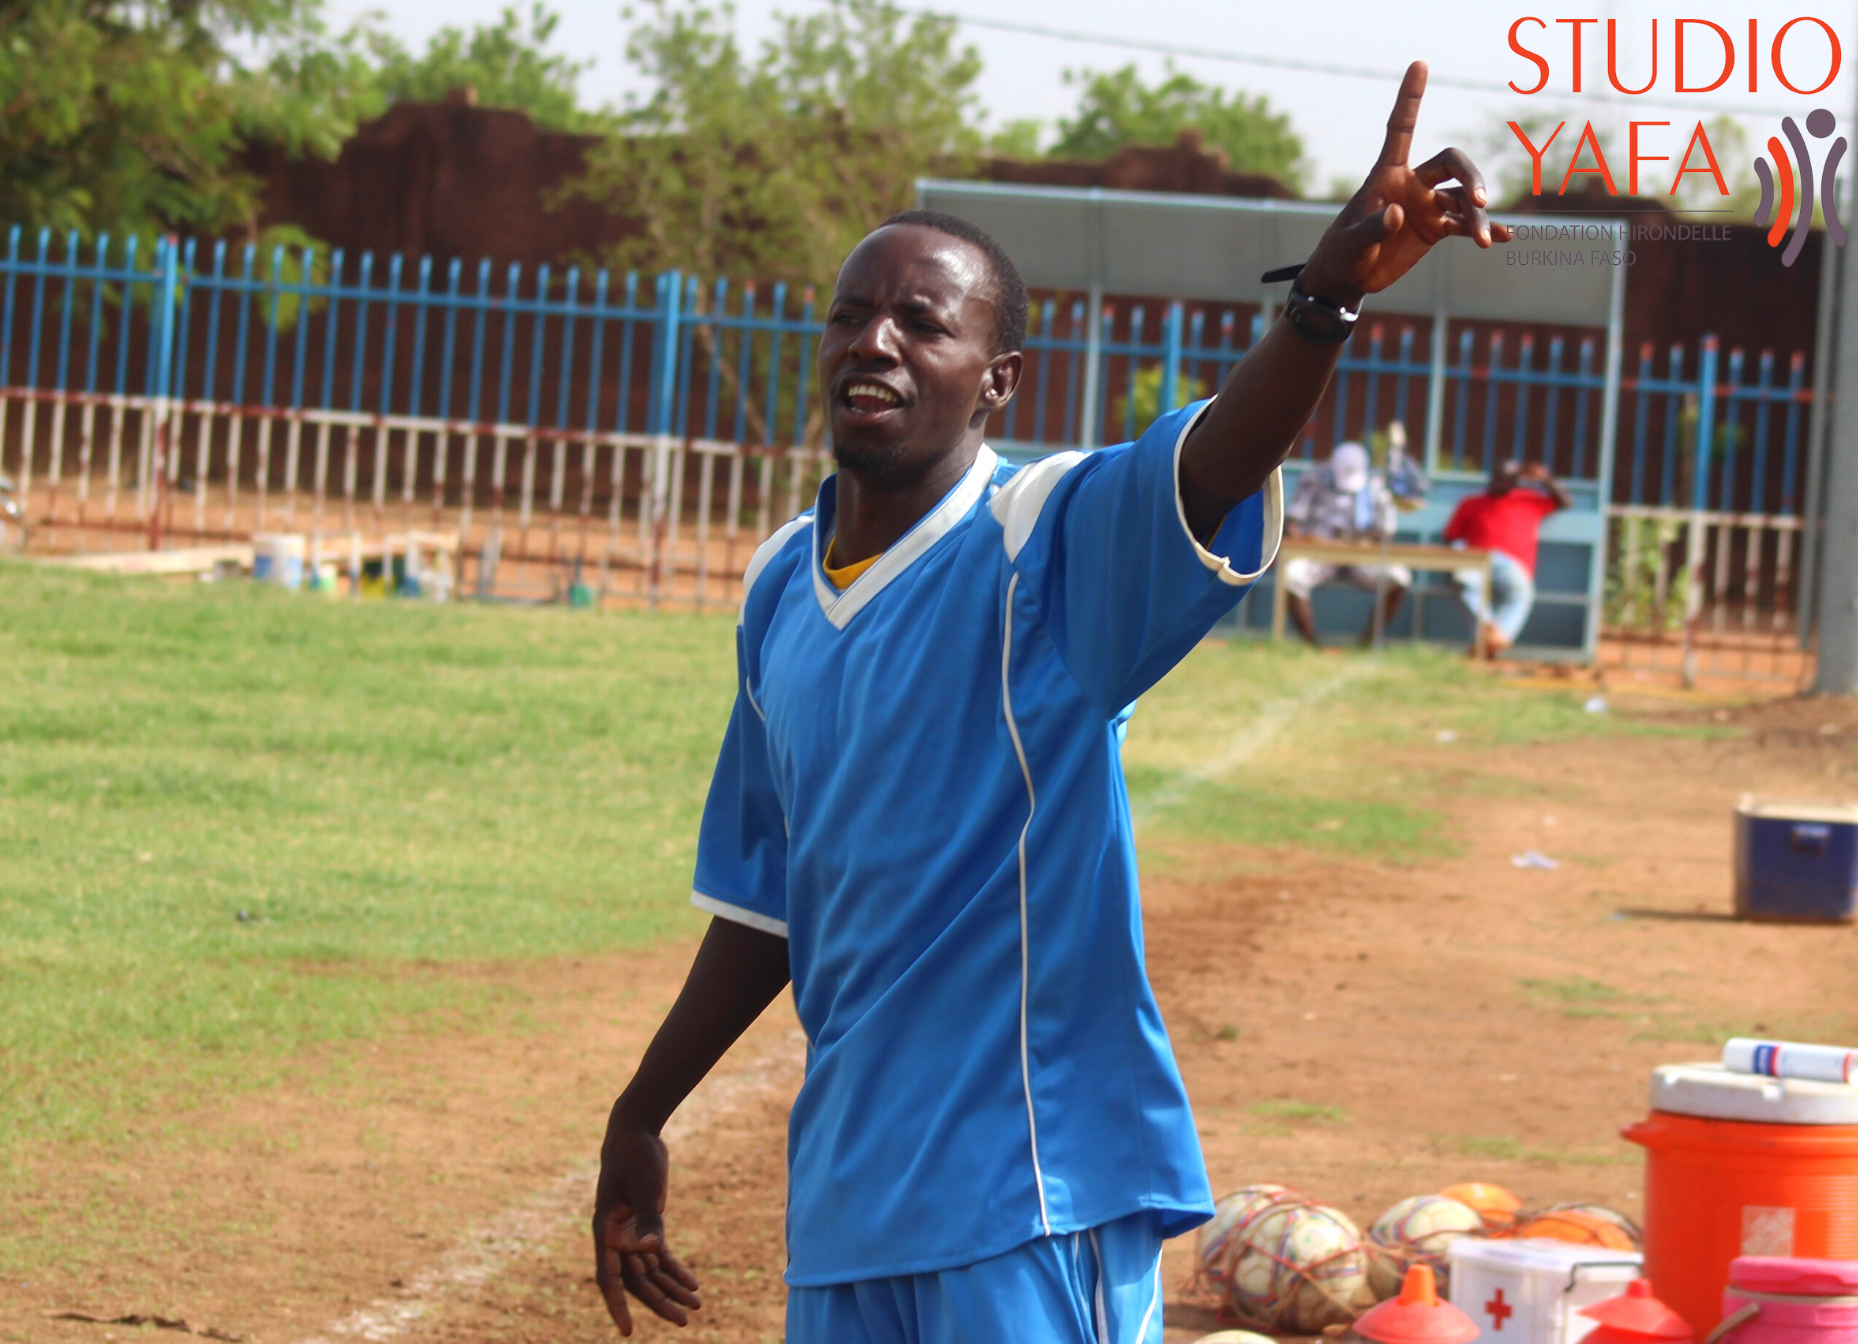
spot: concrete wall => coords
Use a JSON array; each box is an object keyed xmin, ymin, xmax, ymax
[{"xmin": 245, "ymin": 94, "xmax": 635, "ymax": 267}]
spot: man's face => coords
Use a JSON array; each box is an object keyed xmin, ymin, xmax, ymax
[{"xmin": 818, "ymin": 225, "xmax": 1019, "ymax": 486}]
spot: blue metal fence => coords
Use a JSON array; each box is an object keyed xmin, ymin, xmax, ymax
[
  {"xmin": 0, "ymin": 226, "xmax": 1821, "ymax": 643},
  {"xmin": 0, "ymin": 229, "xmax": 836, "ymax": 606}
]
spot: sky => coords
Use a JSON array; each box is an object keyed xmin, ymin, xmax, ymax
[{"xmin": 336, "ymin": 0, "xmax": 1858, "ymax": 200}]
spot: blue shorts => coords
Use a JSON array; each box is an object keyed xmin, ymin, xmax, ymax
[{"xmin": 785, "ymin": 1211, "xmax": 1167, "ymax": 1344}]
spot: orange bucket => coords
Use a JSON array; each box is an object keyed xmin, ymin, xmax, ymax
[{"xmin": 1622, "ymin": 1067, "xmax": 1858, "ymax": 1339}]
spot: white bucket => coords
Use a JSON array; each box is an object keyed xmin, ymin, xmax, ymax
[
  {"xmin": 252, "ymin": 533, "xmax": 306, "ymax": 590},
  {"xmin": 1448, "ymin": 1238, "xmax": 1642, "ymax": 1344}
]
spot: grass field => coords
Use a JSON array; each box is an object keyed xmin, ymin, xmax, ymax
[
  {"xmin": 9, "ymin": 565, "xmax": 1855, "ymax": 1344},
  {"xmin": 0, "ymin": 567, "xmax": 1675, "ymax": 1160},
  {"xmin": 1, "ymin": 567, "xmax": 733, "ymax": 1154},
  {"xmin": 1122, "ymin": 634, "xmax": 1707, "ymax": 859}
]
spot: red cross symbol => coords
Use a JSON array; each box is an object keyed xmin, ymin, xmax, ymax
[{"xmin": 1486, "ymin": 1288, "xmax": 1514, "ymax": 1330}]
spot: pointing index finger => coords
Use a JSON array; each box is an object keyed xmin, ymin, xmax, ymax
[{"xmin": 1379, "ymin": 60, "xmax": 1428, "ymax": 168}]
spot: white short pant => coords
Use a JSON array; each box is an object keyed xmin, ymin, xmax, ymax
[{"xmin": 1280, "ymin": 557, "xmax": 1412, "ymax": 601}]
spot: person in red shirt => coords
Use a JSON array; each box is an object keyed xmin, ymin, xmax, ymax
[{"xmin": 1442, "ymin": 460, "xmax": 1570, "ymax": 656}]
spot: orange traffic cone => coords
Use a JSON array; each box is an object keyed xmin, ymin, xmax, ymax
[
  {"xmin": 1578, "ymin": 1281, "xmax": 1694, "ymax": 1344},
  {"xmin": 1354, "ymin": 1266, "xmax": 1482, "ymax": 1344}
]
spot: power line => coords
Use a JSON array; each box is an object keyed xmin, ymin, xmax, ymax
[{"xmin": 810, "ymin": 0, "xmax": 1838, "ymax": 122}]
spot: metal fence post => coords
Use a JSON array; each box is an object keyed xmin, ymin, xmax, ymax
[
  {"xmin": 1584, "ymin": 240, "xmax": 1629, "ymax": 662},
  {"xmin": 1422, "ymin": 307, "xmax": 1448, "ymax": 475},
  {"xmin": 146, "ymin": 237, "xmax": 179, "ymax": 550},
  {"xmin": 1800, "ymin": 173, "xmax": 1849, "ymax": 652},
  {"xmin": 1080, "ymin": 283, "xmax": 1103, "ymax": 451},
  {"xmin": 0, "ymin": 227, "xmax": 18, "ymax": 518},
  {"xmin": 648, "ymin": 270, "xmax": 681, "ymax": 606},
  {"xmin": 1692, "ymin": 335, "xmax": 1721, "ymax": 511},
  {"xmin": 1159, "ymin": 302, "xmax": 1183, "ymax": 418},
  {"xmin": 1814, "ymin": 98, "xmax": 1858, "ymax": 690},
  {"xmin": 1079, "ymin": 190, "xmax": 1104, "ymax": 450},
  {"xmin": 1682, "ymin": 334, "xmax": 1720, "ymax": 684}
]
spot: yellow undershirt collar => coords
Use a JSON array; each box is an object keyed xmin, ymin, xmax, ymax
[{"xmin": 823, "ymin": 539, "xmax": 882, "ymax": 590}]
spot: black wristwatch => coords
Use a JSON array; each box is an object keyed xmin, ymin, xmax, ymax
[{"xmin": 1281, "ymin": 276, "xmax": 1361, "ymax": 345}]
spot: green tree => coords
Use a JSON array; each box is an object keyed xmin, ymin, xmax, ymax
[
  {"xmin": 0, "ymin": 0, "xmax": 382, "ymax": 240},
  {"xmin": 368, "ymin": 2, "xmax": 604, "ymax": 133},
  {"xmin": 987, "ymin": 118, "xmax": 1044, "ymax": 159},
  {"xmin": 1049, "ymin": 62, "xmax": 1306, "ymax": 191},
  {"xmin": 1109, "ymin": 363, "xmax": 1211, "ymax": 439},
  {"xmin": 571, "ymin": 0, "xmax": 983, "ymax": 286}
]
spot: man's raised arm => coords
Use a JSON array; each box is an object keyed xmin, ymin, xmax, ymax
[
  {"xmin": 1179, "ymin": 61, "xmax": 1511, "ymax": 540},
  {"xmin": 1524, "ymin": 461, "xmax": 1573, "ymax": 509}
]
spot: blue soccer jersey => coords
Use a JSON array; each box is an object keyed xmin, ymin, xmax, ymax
[{"xmin": 690, "ymin": 400, "xmax": 1283, "ymax": 1286}]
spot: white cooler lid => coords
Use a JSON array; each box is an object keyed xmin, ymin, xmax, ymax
[
  {"xmin": 1735, "ymin": 795, "xmax": 1858, "ymax": 824},
  {"xmin": 1651, "ymin": 1063, "xmax": 1858, "ymax": 1124},
  {"xmin": 1450, "ymin": 1237, "xmax": 1641, "ymax": 1273}
]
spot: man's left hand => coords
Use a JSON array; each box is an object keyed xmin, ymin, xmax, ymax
[{"xmin": 1299, "ymin": 61, "xmax": 1512, "ymax": 307}]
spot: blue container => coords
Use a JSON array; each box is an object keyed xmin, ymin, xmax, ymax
[{"xmin": 1733, "ymin": 797, "xmax": 1858, "ymax": 923}]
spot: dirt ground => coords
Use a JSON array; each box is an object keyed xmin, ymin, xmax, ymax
[{"xmin": 7, "ymin": 686, "xmax": 1857, "ymax": 1344}]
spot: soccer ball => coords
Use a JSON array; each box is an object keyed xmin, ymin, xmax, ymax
[
  {"xmin": 1439, "ymin": 1181, "xmax": 1522, "ymax": 1233},
  {"xmin": 1365, "ymin": 1195, "xmax": 1484, "ymax": 1298},
  {"xmin": 1224, "ymin": 1197, "xmax": 1371, "ymax": 1332},
  {"xmin": 1514, "ymin": 1204, "xmax": 1640, "ymax": 1251},
  {"xmin": 1197, "ymin": 1184, "xmax": 1296, "ymax": 1296}
]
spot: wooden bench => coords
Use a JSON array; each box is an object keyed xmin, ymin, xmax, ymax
[{"xmin": 1269, "ymin": 538, "xmax": 1494, "ymax": 656}]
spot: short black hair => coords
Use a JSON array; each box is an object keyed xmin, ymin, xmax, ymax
[{"xmin": 879, "ymin": 209, "xmax": 1028, "ymax": 356}]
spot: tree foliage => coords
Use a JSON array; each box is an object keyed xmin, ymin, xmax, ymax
[
  {"xmin": 0, "ymin": 0, "xmax": 382, "ymax": 241},
  {"xmin": 1048, "ymin": 62, "xmax": 1305, "ymax": 191},
  {"xmin": 367, "ymin": 2, "xmax": 604, "ymax": 134},
  {"xmin": 1, "ymin": 0, "xmax": 1315, "ymax": 273},
  {"xmin": 0, "ymin": 0, "xmax": 600, "ymax": 243},
  {"xmin": 572, "ymin": 0, "xmax": 984, "ymax": 286},
  {"xmin": 987, "ymin": 118, "xmax": 1044, "ymax": 159}
]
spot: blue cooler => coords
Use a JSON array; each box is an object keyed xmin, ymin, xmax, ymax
[{"xmin": 1733, "ymin": 796, "xmax": 1858, "ymax": 923}]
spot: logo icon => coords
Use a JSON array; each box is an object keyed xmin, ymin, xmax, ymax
[{"xmin": 1753, "ymin": 109, "xmax": 1847, "ymax": 266}]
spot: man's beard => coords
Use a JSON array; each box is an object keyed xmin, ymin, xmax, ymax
[{"xmin": 832, "ymin": 437, "xmax": 914, "ymax": 485}]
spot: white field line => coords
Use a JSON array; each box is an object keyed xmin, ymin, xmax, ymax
[
  {"xmin": 1130, "ymin": 662, "xmax": 1371, "ymax": 825},
  {"xmin": 294, "ymin": 1032, "xmax": 806, "ymax": 1344}
]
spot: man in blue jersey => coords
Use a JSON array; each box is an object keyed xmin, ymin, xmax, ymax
[{"xmin": 593, "ymin": 62, "xmax": 1508, "ymax": 1343}]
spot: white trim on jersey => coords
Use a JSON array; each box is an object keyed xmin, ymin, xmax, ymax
[
  {"xmin": 740, "ymin": 514, "xmax": 814, "ymax": 622},
  {"xmin": 812, "ymin": 446, "xmax": 1000, "ymax": 629},
  {"xmin": 740, "ymin": 514, "xmax": 813, "ymax": 718},
  {"xmin": 1088, "ymin": 1228, "xmax": 1111, "ymax": 1344},
  {"xmin": 741, "ymin": 674, "xmax": 768, "ymax": 723},
  {"xmin": 990, "ymin": 400, "xmax": 1283, "ymax": 581},
  {"xmin": 1000, "ymin": 568, "xmax": 1052, "ymax": 1236},
  {"xmin": 1134, "ymin": 1246, "xmax": 1164, "ymax": 1341},
  {"xmin": 989, "ymin": 449, "xmax": 1088, "ymax": 562},
  {"xmin": 1166, "ymin": 399, "xmax": 1286, "ymax": 585},
  {"xmin": 691, "ymin": 888, "xmax": 789, "ymax": 938}
]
